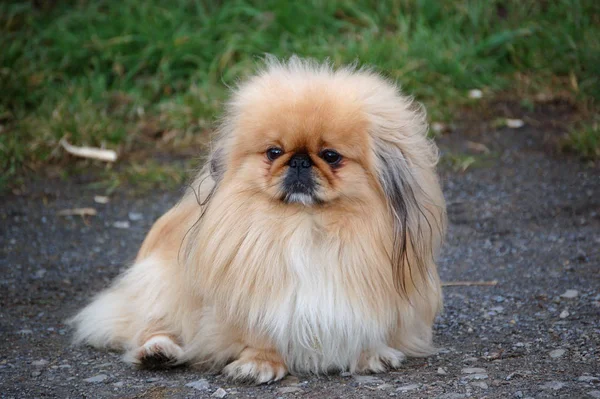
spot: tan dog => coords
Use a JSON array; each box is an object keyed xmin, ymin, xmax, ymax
[{"xmin": 70, "ymin": 57, "xmax": 446, "ymax": 384}]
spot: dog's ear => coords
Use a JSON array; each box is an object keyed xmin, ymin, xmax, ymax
[
  {"xmin": 374, "ymin": 139, "xmax": 443, "ymax": 297},
  {"xmin": 186, "ymin": 144, "xmax": 226, "ymax": 210},
  {"xmin": 208, "ymin": 146, "xmax": 226, "ymax": 184}
]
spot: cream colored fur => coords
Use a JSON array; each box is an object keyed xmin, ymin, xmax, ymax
[{"xmin": 70, "ymin": 57, "xmax": 446, "ymax": 383}]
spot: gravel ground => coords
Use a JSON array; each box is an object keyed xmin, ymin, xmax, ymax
[{"xmin": 1, "ymin": 123, "xmax": 599, "ymax": 398}]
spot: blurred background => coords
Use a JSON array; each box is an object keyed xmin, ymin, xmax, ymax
[{"xmin": 1, "ymin": 0, "xmax": 598, "ymax": 190}]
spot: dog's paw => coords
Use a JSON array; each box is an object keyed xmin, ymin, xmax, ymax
[
  {"xmin": 357, "ymin": 347, "xmax": 405, "ymax": 373},
  {"xmin": 223, "ymin": 349, "xmax": 287, "ymax": 384},
  {"xmin": 129, "ymin": 335, "xmax": 185, "ymax": 369}
]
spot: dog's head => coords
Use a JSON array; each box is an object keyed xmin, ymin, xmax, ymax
[{"xmin": 205, "ymin": 57, "xmax": 445, "ymax": 294}]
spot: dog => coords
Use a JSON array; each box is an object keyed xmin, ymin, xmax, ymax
[{"xmin": 70, "ymin": 56, "xmax": 446, "ymax": 384}]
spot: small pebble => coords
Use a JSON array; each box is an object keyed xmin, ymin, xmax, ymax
[
  {"xmin": 353, "ymin": 375, "xmax": 383, "ymax": 384},
  {"xmin": 396, "ymin": 384, "xmax": 420, "ymax": 392},
  {"xmin": 34, "ymin": 268, "xmax": 47, "ymax": 279},
  {"xmin": 128, "ymin": 212, "xmax": 143, "ymax": 221},
  {"xmin": 31, "ymin": 359, "xmax": 49, "ymax": 367},
  {"xmin": 211, "ymin": 388, "xmax": 227, "ymax": 398},
  {"xmin": 540, "ymin": 381, "xmax": 566, "ymax": 390},
  {"xmin": 461, "ymin": 367, "xmax": 486, "ymax": 374},
  {"xmin": 559, "ymin": 309, "xmax": 570, "ymax": 319},
  {"xmin": 549, "ymin": 349, "xmax": 566, "ymax": 359},
  {"xmin": 437, "ymin": 394, "xmax": 466, "ymax": 399},
  {"xmin": 113, "ymin": 221, "xmax": 130, "ymax": 229},
  {"xmin": 84, "ymin": 374, "xmax": 108, "ymax": 383},
  {"xmin": 471, "ymin": 381, "xmax": 488, "ymax": 389},
  {"xmin": 462, "ymin": 374, "xmax": 488, "ymax": 381},
  {"xmin": 186, "ymin": 379, "xmax": 210, "ymax": 391},
  {"xmin": 277, "ymin": 387, "xmax": 303, "ymax": 394},
  {"xmin": 506, "ymin": 371, "xmax": 527, "ymax": 380},
  {"xmin": 561, "ymin": 290, "xmax": 579, "ymax": 299},
  {"xmin": 578, "ymin": 376, "xmax": 599, "ymax": 383},
  {"xmin": 437, "ymin": 367, "xmax": 447, "ymax": 375}
]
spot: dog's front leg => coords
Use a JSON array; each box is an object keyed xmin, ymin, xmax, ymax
[{"xmin": 222, "ymin": 347, "xmax": 288, "ymax": 384}]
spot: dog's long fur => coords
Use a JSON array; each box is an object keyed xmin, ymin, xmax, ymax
[{"xmin": 70, "ymin": 57, "xmax": 446, "ymax": 383}]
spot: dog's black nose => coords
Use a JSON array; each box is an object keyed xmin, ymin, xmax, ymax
[
  {"xmin": 283, "ymin": 152, "xmax": 315, "ymax": 198},
  {"xmin": 288, "ymin": 153, "xmax": 312, "ymax": 170}
]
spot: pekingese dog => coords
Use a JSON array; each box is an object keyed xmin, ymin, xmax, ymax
[{"xmin": 70, "ymin": 56, "xmax": 446, "ymax": 384}]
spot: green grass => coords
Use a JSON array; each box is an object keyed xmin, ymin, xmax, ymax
[
  {"xmin": 441, "ymin": 153, "xmax": 478, "ymax": 173},
  {"xmin": 1, "ymin": 0, "xmax": 599, "ymax": 188},
  {"xmin": 88, "ymin": 159, "xmax": 196, "ymax": 195},
  {"xmin": 562, "ymin": 118, "xmax": 600, "ymax": 161}
]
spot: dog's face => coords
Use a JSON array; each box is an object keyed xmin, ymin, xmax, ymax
[
  {"xmin": 199, "ymin": 58, "xmax": 445, "ymax": 299},
  {"xmin": 221, "ymin": 82, "xmax": 379, "ymax": 207}
]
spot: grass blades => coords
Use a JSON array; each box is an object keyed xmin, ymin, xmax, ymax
[
  {"xmin": 1, "ymin": 0, "xmax": 599, "ymax": 187},
  {"xmin": 562, "ymin": 118, "xmax": 600, "ymax": 161}
]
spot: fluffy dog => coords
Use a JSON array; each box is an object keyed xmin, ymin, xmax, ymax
[{"xmin": 70, "ymin": 56, "xmax": 446, "ymax": 384}]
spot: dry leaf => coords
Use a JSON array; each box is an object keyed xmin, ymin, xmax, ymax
[
  {"xmin": 468, "ymin": 89, "xmax": 483, "ymax": 99},
  {"xmin": 466, "ymin": 141, "xmax": 491, "ymax": 154},
  {"xmin": 60, "ymin": 138, "xmax": 117, "ymax": 162},
  {"xmin": 57, "ymin": 208, "xmax": 97, "ymax": 217},
  {"xmin": 94, "ymin": 196, "xmax": 110, "ymax": 204},
  {"xmin": 506, "ymin": 119, "xmax": 525, "ymax": 128},
  {"xmin": 431, "ymin": 122, "xmax": 448, "ymax": 135}
]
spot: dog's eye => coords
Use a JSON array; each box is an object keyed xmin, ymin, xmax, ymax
[
  {"xmin": 266, "ymin": 147, "xmax": 284, "ymax": 161},
  {"xmin": 320, "ymin": 149, "xmax": 342, "ymax": 166}
]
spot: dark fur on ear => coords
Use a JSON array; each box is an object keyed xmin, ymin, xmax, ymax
[
  {"xmin": 209, "ymin": 146, "xmax": 226, "ymax": 185},
  {"xmin": 374, "ymin": 140, "xmax": 444, "ymax": 297},
  {"xmin": 184, "ymin": 144, "xmax": 225, "ymax": 208},
  {"xmin": 179, "ymin": 145, "xmax": 226, "ymax": 265}
]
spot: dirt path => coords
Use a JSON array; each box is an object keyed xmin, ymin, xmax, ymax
[{"xmin": 1, "ymin": 123, "xmax": 598, "ymax": 398}]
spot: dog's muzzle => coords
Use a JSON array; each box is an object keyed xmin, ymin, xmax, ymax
[{"xmin": 282, "ymin": 152, "xmax": 316, "ymax": 205}]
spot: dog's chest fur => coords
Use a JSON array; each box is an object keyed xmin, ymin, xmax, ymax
[
  {"xmin": 199, "ymin": 204, "xmax": 396, "ymax": 372},
  {"xmin": 256, "ymin": 218, "xmax": 393, "ymax": 372}
]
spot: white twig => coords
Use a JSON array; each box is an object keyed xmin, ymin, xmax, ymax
[
  {"xmin": 60, "ymin": 138, "xmax": 117, "ymax": 162},
  {"xmin": 57, "ymin": 208, "xmax": 97, "ymax": 217}
]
